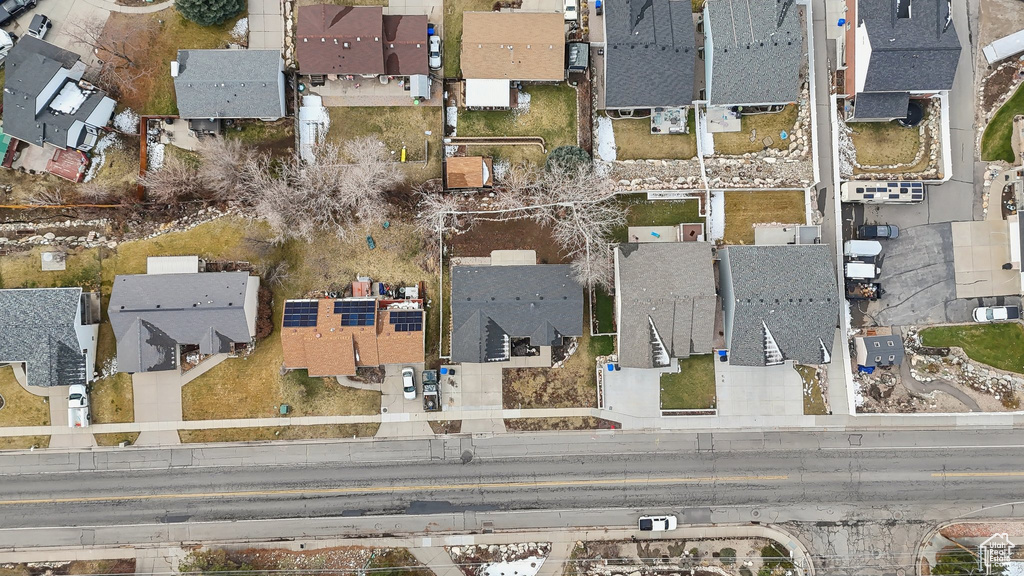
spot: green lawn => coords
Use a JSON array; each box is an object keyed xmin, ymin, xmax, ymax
[
  {"xmin": 607, "ymin": 111, "xmax": 697, "ymax": 160},
  {"xmin": 593, "ymin": 287, "xmax": 615, "ymax": 334},
  {"xmin": 981, "ymin": 83, "xmax": 1024, "ymax": 162},
  {"xmin": 660, "ymin": 355, "xmax": 717, "ymax": 410},
  {"xmin": 457, "ymin": 84, "xmax": 578, "ymax": 165},
  {"xmin": 920, "ymin": 323, "xmax": 1024, "ymax": 374},
  {"xmin": 611, "ymin": 196, "xmax": 703, "ymax": 243}
]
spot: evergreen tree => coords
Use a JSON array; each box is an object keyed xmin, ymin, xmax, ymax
[{"xmin": 175, "ymin": 0, "xmax": 245, "ymax": 27}]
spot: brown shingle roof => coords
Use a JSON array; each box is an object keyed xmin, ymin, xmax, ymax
[
  {"xmin": 446, "ymin": 156, "xmax": 493, "ymax": 188},
  {"xmin": 460, "ymin": 12, "xmax": 566, "ymax": 80},
  {"xmin": 280, "ymin": 299, "xmax": 424, "ymax": 376},
  {"xmin": 297, "ymin": 5, "xmax": 385, "ymax": 75},
  {"xmin": 382, "ymin": 15, "xmax": 429, "ymax": 76}
]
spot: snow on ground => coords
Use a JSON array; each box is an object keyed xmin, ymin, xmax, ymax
[
  {"xmin": 515, "ymin": 91, "xmax": 531, "ymax": 115},
  {"xmin": 483, "ymin": 556, "xmax": 545, "ymax": 576},
  {"xmin": 83, "ymin": 133, "xmax": 121, "ymax": 182},
  {"xmin": 148, "ymin": 142, "xmax": 165, "ymax": 170},
  {"xmin": 231, "ymin": 17, "xmax": 249, "ymax": 41},
  {"xmin": 113, "ymin": 108, "xmax": 139, "ymax": 134},
  {"xmin": 298, "ymin": 94, "xmax": 330, "ymax": 163},
  {"xmin": 708, "ymin": 190, "xmax": 725, "ymax": 241},
  {"xmin": 596, "ymin": 116, "xmax": 616, "ymax": 162},
  {"xmin": 1005, "ymin": 562, "xmax": 1024, "ymax": 576},
  {"xmin": 446, "ymin": 106, "xmax": 458, "ymax": 129},
  {"xmin": 492, "ymin": 159, "xmax": 510, "ymax": 180}
]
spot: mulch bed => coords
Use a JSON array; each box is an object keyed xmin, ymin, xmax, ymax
[{"xmin": 983, "ymin": 65, "xmax": 1021, "ymax": 112}]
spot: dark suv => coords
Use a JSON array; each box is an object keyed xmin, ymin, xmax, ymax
[
  {"xmin": 858, "ymin": 224, "xmax": 900, "ymax": 239},
  {"xmin": 0, "ymin": 0, "xmax": 37, "ymax": 28}
]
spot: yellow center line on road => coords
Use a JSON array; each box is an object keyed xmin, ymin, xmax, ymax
[
  {"xmin": 0, "ymin": 475, "xmax": 789, "ymax": 506},
  {"xmin": 931, "ymin": 471, "xmax": 1024, "ymax": 478}
]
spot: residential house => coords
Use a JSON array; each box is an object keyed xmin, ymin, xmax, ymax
[
  {"xmin": 296, "ymin": 5, "xmax": 428, "ymax": 82},
  {"xmin": 445, "ymin": 156, "xmax": 493, "ymax": 190},
  {"xmin": 109, "ymin": 268, "xmax": 260, "ymax": 374},
  {"xmin": 172, "ymin": 49, "xmax": 287, "ymax": 127},
  {"xmin": 704, "ymin": 0, "xmax": 804, "ymax": 106},
  {"xmin": 451, "ymin": 264, "xmax": 583, "ymax": 363},
  {"xmin": 845, "ymin": 0, "xmax": 960, "ymax": 121},
  {"xmin": 2, "ymin": 36, "xmax": 116, "ymax": 151},
  {"xmin": 0, "ymin": 288, "xmax": 101, "ymax": 388},
  {"xmin": 854, "ymin": 333, "xmax": 904, "ymax": 368},
  {"xmin": 718, "ymin": 245, "xmax": 839, "ymax": 366},
  {"xmin": 280, "ymin": 298, "xmax": 425, "ymax": 376},
  {"xmin": 614, "ymin": 243, "xmax": 716, "ymax": 369},
  {"xmin": 604, "ymin": 0, "xmax": 696, "ymax": 109},
  {"xmin": 460, "ymin": 12, "xmax": 565, "ymax": 108}
]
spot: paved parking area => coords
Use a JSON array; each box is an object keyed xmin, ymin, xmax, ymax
[
  {"xmin": 378, "ymin": 363, "xmax": 433, "ymax": 437},
  {"xmin": 249, "ymin": 0, "xmax": 284, "ymax": 51},
  {"xmin": 132, "ymin": 371, "xmax": 184, "ymax": 446},
  {"xmin": 951, "ymin": 220, "xmax": 1020, "ymax": 297},
  {"xmin": 601, "ymin": 364, "xmax": 670, "ymax": 418},
  {"xmin": 4, "ymin": 0, "xmax": 111, "ymax": 60},
  {"xmin": 385, "ymin": 0, "xmax": 443, "ymax": 19},
  {"xmin": 715, "ymin": 359, "xmax": 806, "ymax": 419}
]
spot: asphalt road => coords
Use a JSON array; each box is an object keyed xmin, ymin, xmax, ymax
[{"xmin": 3, "ymin": 429, "xmax": 1024, "ymax": 539}]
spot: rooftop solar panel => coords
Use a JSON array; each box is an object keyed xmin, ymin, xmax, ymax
[
  {"xmin": 389, "ymin": 309, "xmax": 423, "ymax": 332},
  {"xmin": 283, "ymin": 300, "xmax": 319, "ymax": 327},
  {"xmin": 336, "ymin": 300, "xmax": 376, "ymax": 326}
]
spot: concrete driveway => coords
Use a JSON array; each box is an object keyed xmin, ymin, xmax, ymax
[
  {"xmin": 601, "ymin": 364, "xmax": 667, "ymax": 418},
  {"xmin": 378, "ymin": 363, "xmax": 433, "ymax": 437},
  {"xmin": 248, "ymin": 0, "xmax": 283, "ymax": 51},
  {"xmin": 4, "ymin": 0, "xmax": 113, "ymax": 59},
  {"xmin": 132, "ymin": 371, "xmax": 183, "ymax": 446}
]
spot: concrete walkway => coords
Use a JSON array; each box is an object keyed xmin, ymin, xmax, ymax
[{"xmin": 80, "ymin": 0, "xmax": 174, "ymax": 13}]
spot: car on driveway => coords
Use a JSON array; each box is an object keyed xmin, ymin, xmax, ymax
[
  {"xmin": 26, "ymin": 13, "xmax": 49, "ymax": 39},
  {"xmin": 638, "ymin": 515, "xmax": 676, "ymax": 531},
  {"xmin": 564, "ymin": 0, "xmax": 577, "ymax": 20},
  {"xmin": 858, "ymin": 224, "xmax": 900, "ymax": 239},
  {"xmin": 428, "ymin": 34, "xmax": 441, "ymax": 70},
  {"xmin": 972, "ymin": 306, "xmax": 1020, "ymax": 323},
  {"xmin": 0, "ymin": 0, "xmax": 37, "ymax": 27},
  {"xmin": 402, "ymin": 366, "xmax": 417, "ymax": 400}
]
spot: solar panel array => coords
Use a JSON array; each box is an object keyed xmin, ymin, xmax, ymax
[
  {"xmin": 283, "ymin": 301, "xmax": 319, "ymax": 327},
  {"xmin": 389, "ymin": 310, "xmax": 423, "ymax": 332},
  {"xmin": 336, "ymin": 300, "xmax": 376, "ymax": 326}
]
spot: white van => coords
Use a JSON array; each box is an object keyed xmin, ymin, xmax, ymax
[
  {"xmin": 845, "ymin": 261, "xmax": 880, "ymax": 280},
  {"xmin": 844, "ymin": 240, "xmax": 882, "ymax": 258}
]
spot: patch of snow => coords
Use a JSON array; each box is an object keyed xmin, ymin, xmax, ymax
[
  {"xmin": 298, "ymin": 94, "xmax": 330, "ymax": 164},
  {"xmin": 83, "ymin": 133, "xmax": 121, "ymax": 183},
  {"xmin": 596, "ymin": 116, "xmax": 616, "ymax": 162},
  {"xmin": 230, "ymin": 17, "xmax": 249, "ymax": 41},
  {"xmin": 483, "ymin": 556, "xmax": 545, "ymax": 576},
  {"xmin": 113, "ymin": 108, "xmax": 139, "ymax": 134},
  {"xmin": 445, "ymin": 145, "xmax": 458, "ymax": 157},
  {"xmin": 446, "ymin": 106, "xmax": 458, "ymax": 130},
  {"xmin": 708, "ymin": 190, "xmax": 725, "ymax": 241},
  {"xmin": 1005, "ymin": 562, "xmax": 1024, "ymax": 576},
  {"xmin": 148, "ymin": 142, "xmax": 165, "ymax": 170},
  {"xmin": 493, "ymin": 159, "xmax": 510, "ymax": 180},
  {"xmin": 515, "ymin": 91, "xmax": 531, "ymax": 115},
  {"xmin": 854, "ymin": 380, "xmax": 865, "ymax": 408}
]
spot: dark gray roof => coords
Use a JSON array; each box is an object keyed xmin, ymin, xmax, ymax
[
  {"xmin": 451, "ymin": 265, "xmax": 584, "ymax": 363},
  {"xmin": 174, "ymin": 49, "xmax": 285, "ymax": 119},
  {"xmin": 605, "ymin": 0, "xmax": 695, "ymax": 108},
  {"xmin": 2, "ymin": 36, "xmax": 115, "ymax": 149},
  {"xmin": 109, "ymin": 272, "xmax": 255, "ymax": 373},
  {"xmin": 722, "ymin": 245, "xmax": 839, "ymax": 366},
  {"xmin": 616, "ymin": 243, "xmax": 716, "ymax": 368},
  {"xmin": 858, "ymin": 335, "xmax": 904, "ymax": 367},
  {"xmin": 0, "ymin": 288, "xmax": 87, "ymax": 387},
  {"xmin": 851, "ymin": 91, "xmax": 909, "ymax": 120},
  {"xmin": 858, "ymin": 0, "xmax": 961, "ymax": 92},
  {"xmin": 706, "ymin": 0, "xmax": 804, "ymax": 105}
]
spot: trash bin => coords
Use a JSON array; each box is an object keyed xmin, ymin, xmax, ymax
[{"xmin": 280, "ymin": 404, "xmax": 291, "ymax": 415}]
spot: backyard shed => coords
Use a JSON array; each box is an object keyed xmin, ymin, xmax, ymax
[{"xmin": 445, "ymin": 156, "xmax": 493, "ymax": 189}]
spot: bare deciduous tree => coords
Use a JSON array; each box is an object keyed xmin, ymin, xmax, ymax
[
  {"xmin": 197, "ymin": 137, "xmax": 249, "ymax": 200},
  {"xmin": 64, "ymin": 16, "xmax": 157, "ymax": 98},
  {"xmin": 139, "ymin": 154, "xmax": 203, "ymax": 204},
  {"xmin": 27, "ymin": 187, "xmax": 67, "ymax": 206}
]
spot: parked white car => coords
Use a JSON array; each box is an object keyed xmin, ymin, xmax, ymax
[
  {"xmin": 564, "ymin": 0, "xmax": 577, "ymax": 20},
  {"xmin": 638, "ymin": 515, "xmax": 677, "ymax": 531},
  {"xmin": 428, "ymin": 35, "xmax": 441, "ymax": 70},
  {"xmin": 402, "ymin": 366, "xmax": 417, "ymax": 400},
  {"xmin": 972, "ymin": 306, "xmax": 1020, "ymax": 323}
]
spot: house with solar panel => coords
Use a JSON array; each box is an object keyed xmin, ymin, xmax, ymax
[
  {"xmin": 280, "ymin": 277, "xmax": 425, "ymax": 377},
  {"xmin": 108, "ymin": 257, "xmax": 260, "ymax": 374}
]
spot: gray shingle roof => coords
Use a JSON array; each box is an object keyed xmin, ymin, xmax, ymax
[
  {"xmin": 705, "ymin": 0, "xmax": 804, "ymax": 105},
  {"xmin": 858, "ymin": 0, "xmax": 961, "ymax": 92},
  {"xmin": 174, "ymin": 50, "xmax": 285, "ymax": 120},
  {"xmin": 857, "ymin": 335, "xmax": 904, "ymax": 367},
  {"xmin": 605, "ymin": 0, "xmax": 696, "ymax": 108},
  {"xmin": 109, "ymin": 272, "xmax": 256, "ymax": 373},
  {"xmin": 451, "ymin": 265, "xmax": 584, "ymax": 363},
  {"xmin": 2, "ymin": 36, "xmax": 115, "ymax": 149},
  {"xmin": 0, "ymin": 288, "xmax": 87, "ymax": 387},
  {"xmin": 851, "ymin": 91, "xmax": 909, "ymax": 120},
  {"xmin": 722, "ymin": 245, "xmax": 839, "ymax": 366},
  {"xmin": 615, "ymin": 243, "xmax": 716, "ymax": 368}
]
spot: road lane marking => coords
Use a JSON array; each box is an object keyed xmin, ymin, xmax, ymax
[
  {"xmin": 931, "ymin": 471, "xmax": 1024, "ymax": 478},
  {"xmin": 0, "ymin": 475, "xmax": 788, "ymax": 506}
]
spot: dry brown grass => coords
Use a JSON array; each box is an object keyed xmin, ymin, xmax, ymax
[
  {"xmin": 504, "ymin": 417, "xmax": 618, "ymax": 431},
  {"xmin": 0, "ymin": 365, "xmax": 51, "ymax": 427},
  {"xmin": 502, "ymin": 333, "xmax": 601, "ymax": 409},
  {"xmin": 712, "ymin": 106, "xmax": 799, "ymax": 155},
  {"xmin": 723, "ymin": 190, "xmax": 806, "ymax": 244},
  {"xmin": 326, "ymin": 106, "xmax": 443, "ymax": 182},
  {"xmin": 428, "ymin": 420, "xmax": 462, "ymax": 434},
  {"xmin": 90, "ymin": 372, "xmax": 134, "ymax": 424},
  {"xmin": 0, "ymin": 436, "xmax": 49, "ymax": 450},
  {"xmin": 0, "ymin": 246, "xmax": 104, "ymax": 290},
  {"xmin": 94, "ymin": 432, "xmax": 141, "ymax": 446},
  {"xmin": 849, "ymin": 120, "xmax": 921, "ymax": 166},
  {"xmin": 179, "ymin": 424, "xmax": 380, "ymax": 443},
  {"xmin": 607, "ymin": 112, "xmax": 697, "ymax": 160}
]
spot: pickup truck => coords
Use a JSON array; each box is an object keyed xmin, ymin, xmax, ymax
[
  {"xmin": 0, "ymin": 0, "xmax": 37, "ymax": 28},
  {"xmin": 422, "ymin": 369, "xmax": 440, "ymax": 411},
  {"xmin": 67, "ymin": 384, "xmax": 90, "ymax": 428}
]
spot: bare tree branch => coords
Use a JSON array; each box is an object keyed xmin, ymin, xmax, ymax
[
  {"xmin": 139, "ymin": 154, "xmax": 203, "ymax": 204},
  {"xmin": 197, "ymin": 137, "xmax": 249, "ymax": 201},
  {"xmin": 64, "ymin": 16, "xmax": 158, "ymax": 98}
]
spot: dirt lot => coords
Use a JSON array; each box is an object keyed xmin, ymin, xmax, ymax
[
  {"xmin": 449, "ymin": 219, "xmax": 568, "ymax": 264},
  {"xmin": 429, "ymin": 420, "xmax": 462, "ymax": 434},
  {"xmin": 982, "ymin": 64, "xmax": 1022, "ymax": 112}
]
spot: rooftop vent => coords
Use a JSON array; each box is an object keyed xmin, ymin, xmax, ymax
[{"xmin": 896, "ymin": 0, "xmax": 911, "ymax": 18}]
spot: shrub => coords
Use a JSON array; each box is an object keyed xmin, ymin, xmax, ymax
[
  {"xmin": 720, "ymin": 548, "xmax": 737, "ymax": 565},
  {"xmin": 175, "ymin": 0, "xmax": 244, "ymax": 27}
]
